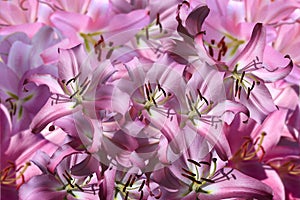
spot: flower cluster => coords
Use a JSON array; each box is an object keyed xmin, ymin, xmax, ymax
[{"xmin": 1, "ymin": 0, "xmax": 300, "ymax": 199}]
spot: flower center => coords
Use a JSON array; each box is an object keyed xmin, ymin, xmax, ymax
[
  {"xmin": 0, "ymin": 161, "xmax": 31, "ymax": 189},
  {"xmin": 50, "ymin": 73, "xmax": 91, "ymax": 107},
  {"xmin": 232, "ymin": 132, "xmax": 267, "ymax": 163},
  {"xmin": 2, "ymin": 90, "xmax": 33, "ymax": 120},
  {"xmin": 58, "ymin": 170, "xmax": 99, "ymax": 198},
  {"xmin": 269, "ymin": 160, "xmax": 300, "ymax": 176},
  {"xmin": 142, "ymin": 81, "xmax": 172, "ymax": 114},
  {"xmin": 116, "ymin": 173, "xmax": 161, "ymax": 200},
  {"xmin": 181, "ymin": 158, "xmax": 218, "ymax": 194},
  {"xmin": 206, "ymin": 35, "xmax": 245, "ymax": 61},
  {"xmin": 184, "ymin": 89, "xmax": 213, "ymax": 126}
]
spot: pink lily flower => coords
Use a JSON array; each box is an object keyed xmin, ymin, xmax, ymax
[
  {"xmin": 0, "ymin": 28, "xmax": 66, "ymax": 133},
  {"xmin": 1, "ymin": 104, "xmax": 58, "ymax": 199},
  {"xmin": 153, "ymin": 136, "xmax": 273, "ymax": 199},
  {"xmin": 221, "ymin": 23, "xmax": 293, "ymax": 123},
  {"xmin": 44, "ymin": 0, "xmax": 150, "ymax": 51},
  {"xmin": 19, "ymin": 145, "xmax": 104, "ymax": 200},
  {"xmin": 221, "ymin": 109, "xmax": 289, "ymax": 199},
  {"xmin": 29, "ymin": 44, "xmax": 129, "ymax": 134}
]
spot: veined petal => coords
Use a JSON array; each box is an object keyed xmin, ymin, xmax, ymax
[
  {"xmin": 198, "ymin": 168, "xmax": 273, "ymax": 200},
  {"xmin": 252, "ymin": 109, "xmax": 287, "ymax": 156},
  {"xmin": 19, "ymin": 174, "xmax": 66, "ymax": 200},
  {"xmin": 239, "ymin": 82, "xmax": 277, "ymax": 124},
  {"xmin": 230, "ymin": 23, "xmax": 266, "ymax": 72},
  {"xmin": 0, "ymin": 23, "xmax": 43, "ymax": 38},
  {"xmin": 185, "ymin": 6, "xmax": 210, "ymax": 36},
  {"xmin": 30, "ymin": 101, "xmax": 78, "ymax": 134},
  {"xmin": 50, "ymin": 11, "xmax": 91, "ymax": 45},
  {"xmin": 253, "ymin": 51, "xmax": 293, "ymax": 82},
  {"xmin": 101, "ymin": 9, "xmax": 150, "ymax": 45}
]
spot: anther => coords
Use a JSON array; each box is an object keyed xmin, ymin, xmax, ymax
[
  {"xmin": 130, "ymin": 176, "xmax": 136, "ymax": 187},
  {"xmin": 63, "ymin": 174, "xmax": 74, "ymax": 188},
  {"xmin": 187, "ymin": 159, "xmax": 201, "ymax": 167},
  {"xmin": 195, "ymin": 107, "xmax": 202, "ymax": 118},
  {"xmin": 139, "ymin": 190, "xmax": 144, "ymax": 200},
  {"xmin": 231, "ymin": 174, "xmax": 236, "ymax": 179},
  {"xmin": 152, "ymin": 96, "xmax": 158, "ymax": 107},
  {"xmin": 139, "ymin": 180, "xmax": 145, "ymax": 192},
  {"xmin": 247, "ymin": 81, "xmax": 255, "ymax": 99},
  {"xmin": 144, "ymin": 84, "xmax": 151, "ymax": 101},
  {"xmin": 238, "ymin": 86, "xmax": 242, "ymax": 99},
  {"xmin": 156, "ymin": 13, "xmax": 163, "ymax": 33},
  {"xmin": 66, "ymin": 73, "xmax": 81, "ymax": 85},
  {"xmin": 20, "ymin": 0, "xmax": 28, "ymax": 11},
  {"xmin": 201, "ymin": 177, "xmax": 215, "ymax": 183},
  {"xmin": 75, "ymin": 183, "xmax": 84, "ymax": 192},
  {"xmin": 123, "ymin": 175, "xmax": 132, "ymax": 192},
  {"xmin": 182, "ymin": 168, "xmax": 196, "ymax": 177},
  {"xmin": 125, "ymin": 191, "xmax": 129, "ymax": 200},
  {"xmin": 148, "ymin": 81, "xmax": 153, "ymax": 93},
  {"xmin": 209, "ymin": 46, "xmax": 214, "ymax": 57},
  {"xmin": 240, "ymin": 71, "xmax": 245, "ymax": 82},
  {"xmin": 94, "ymin": 35, "xmax": 105, "ymax": 48},
  {"xmin": 199, "ymin": 161, "xmax": 210, "ymax": 166},
  {"xmin": 49, "ymin": 125, "xmax": 55, "ymax": 131},
  {"xmin": 181, "ymin": 173, "xmax": 202, "ymax": 184}
]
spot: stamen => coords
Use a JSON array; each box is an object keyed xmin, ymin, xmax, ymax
[
  {"xmin": 146, "ymin": 27, "xmax": 149, "ymax": 40},
  {"xmin": 156, "ymin": 13, "xmax": 163, "ymax": 33},
  {"xmin": 130, "ymin": 176, "xmax": 136, "ymax": 187},
  {"xmin": 201, "ymin": 177, "xmax": 215, "ymax": 183},
  {"xmin": 66, "ymin": 73, "xmax": 81, "ymax": 85},
  {"xmin": 123, "ymin": 175, "xmax": 132, "ymax": 192},
  {"xmin": 139, "ymin": 190, "xmax": 144, "ymax": 200},
  {"xmin": 231, "ymin": 174, "xmax": 236, "ymax": 179},
  {"xmin": 182, "ymin": 168, "xmax": 196, "ymax": 177},
  {"xmin": 195, "ymin": 107, "xmax": 202, "ymax": 118},
  {"xmin": 152, "ymin": 96, "xmax": 158, "ymax": 107},
  {"xmin": 181, "ymin": 173, "xmax": 202, "ymax": 184},
  {"xmin": 144, "ymin": 84, "xmax": 151, "ymax": 101},
  {"xmin": 75, "ymin": 183, "xmax": 84, "ymax": 192},
  {"xmin": 94, "ymin": 35, "xmax": 105, "ymax": 49},
  {"xmin": 238, "ymin": 86, "xmax": 242, "ymax": 99},
  {"xmin": 138, "ymin": 180, "xmax": 145, "ymax": 192},
  {"xmin": 199, "ymin": 161, "xmax": 210, "ymax": 166},
  {"xmin": 240, "ymin": 71, "xmax": 245, "ymax": 82},
  {"xmin": 209, "ymin": 46, "xmax": 214, "ymax": 57},
  {"xmin": 125, "ymin": 191, "xmax": 129, "ymax": 200},
  {"xmin": 148, "ymin": 81, "xmax": 153, "ymax": 93},
  {"xmin": 247, "ymin": 81, "xmax": 255, "ymax": 99},
  {"xmin": 63, "ymin": 174, "xmax": 75, "ymax": 188},
  {"xmin": 19, "ymin": 0, "xmax": 29, "ymax": 11},
  {"xmin": 187, "ymin": 159, "xmax": 201, "ymax": 167},
  {"xmin": 197, "ymin": 89, "xmax": 208, "ymax": 105}
]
